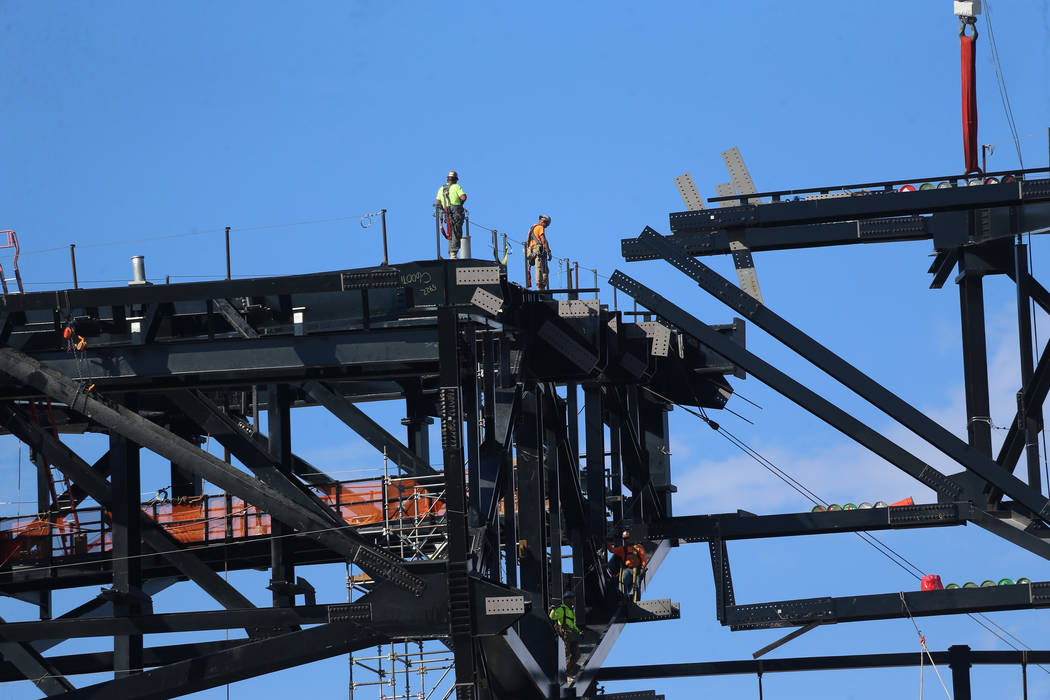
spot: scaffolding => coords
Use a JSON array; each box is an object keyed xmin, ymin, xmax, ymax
[{"xmin": 348, "ymin": 642, "xmax": 455, "ymax": 700}]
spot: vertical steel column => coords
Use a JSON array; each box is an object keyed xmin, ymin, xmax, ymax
[
  {"xmin": 32, "ymin": 446, "xmax": 52, "ymax": 621},
  {"xmin": 438, "ymin": 307, "xmax": 477, "ymax": 698},
  {"xmin": 607, "ymin": 392, "xmax": 625, "ymax": 527},
  {"xmin": 514, "ymin": 385, "xmax": 557, "ymax": 679},
  {"xmin": 402, "ymin": 382, "xmax": 433, "ymax": 465},
  {"xmin": 583, "ymin": 385, "xmax": 607, "ymax": 537},
  {"xmin": 1015, "ymin": 242, "xmax": 1043, "ymax": 493},
  {"xmin": 464, "ymin": 325, "xmax": 483, "ymax": 524},
  {"xmin": 959, "ymin": 251, "xmax": 993, "ymax": 456},
  {"xmin": 640, "ymin": 393, "xmax": 673, "ymax": 516},
  {"xmin": 949, "ymin": 644, "xmax": 973, "ymax": 700},
  {"xmin": 545, "ymin": 400, "xmax": 563, "ymax": 606},
  {"xmin": 268, "ymin": 383, "xmax": 295, "ymax": 608},
  {"xmin": 566, "ymin": 383, "xmax": 579, "ymax": 461},
  {"xmin": 111, "ymin": 396, "xmax": 143, "ymax": 678},
  {"xmin": 170, "ymin": 428, "xmax": 203, "ymax": 499},
  {"xmin": 501, "ymin": 447, "xmax": 517, "ymax": 587}
]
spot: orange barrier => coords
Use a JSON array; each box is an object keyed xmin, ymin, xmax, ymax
[{"xmin": 0, "ymin": 478, "xmax": 445, "ymax": 566}]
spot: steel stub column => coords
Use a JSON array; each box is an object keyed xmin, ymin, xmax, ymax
[
  {"xmin": 515, "ymin": 384, "xmax": 558, "ymax": 683},
  {"xmin": 1015, "ymin": 243, "xmax": 1043, "ymax": 494},
  {"xmin": 111, "ymin": 395, "xmax": 143, "ymax": 678},
  {"xmin": 958, "ymin": 250, "xmax": 993, "ymax": 457},
  {"xmin": 438, "ymin": 307, "xmax": 478, "ymax": 698},
  {"xmin": 949, "ymin": 644, "xmax": 973, "ymax": 700},
  {"xmin": 268, "ymin": 384, "xmax": 296, "ymax": 608},
  {"xmin": 402, "ymin": 381, "xmax": 433, "ymax": 464}
]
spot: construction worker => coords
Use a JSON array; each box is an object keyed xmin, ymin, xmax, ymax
[
  {"xmin": 607, "ymin": 529, "xmax": 647, "ymax": 601},
  {"xmin": 526, "ymin": 214, "xmax": 552, "ymax": 290},
  {"xmin": 549, "ymin": 589, "xmax": 581, "ymax": 683},
  {"xmin": 435, "ymin": 170, "xmax": 467, "ymax": 259}
]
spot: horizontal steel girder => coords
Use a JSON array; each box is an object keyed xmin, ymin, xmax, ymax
[{"xmin": 0, "ymin": 327, "xmax": 440, "ymax": 392}]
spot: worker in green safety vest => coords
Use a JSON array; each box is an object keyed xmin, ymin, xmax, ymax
[
  {"xmin": 549, "ymin": 589, "xmax": 581, "ymax": 683},
  {"xmin": 435, "ymin": 170, "xmax": 467, "ymax": 259}
]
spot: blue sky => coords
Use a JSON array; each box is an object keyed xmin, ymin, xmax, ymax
[{"xmin": 2, "ymin": 1, "xmax": 1050, "ymax": 698}]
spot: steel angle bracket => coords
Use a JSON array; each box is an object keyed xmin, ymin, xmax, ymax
[
  {"xmin": 624, "ymin": 598, "xmax": 681, "ymax": 623},
  {"xmin": 637, "ymin": 321, "xmax": 671, "ymax": 357},
  {"xmin": 470, "ymin": 287, "xmax": 503, "ymax": 316},
  {"xmin": 674, "ymin": 173, "xmax": 705, "ymax": 212}
]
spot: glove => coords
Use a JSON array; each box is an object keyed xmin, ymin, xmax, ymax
[{"xmin": 545, "ymin": 249, "xmax": 552, "ymax": 261}]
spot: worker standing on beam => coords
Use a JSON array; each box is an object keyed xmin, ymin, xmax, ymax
[
  {"xmin": 526, "ymin": 214, "xmax": 552, "ymax": 290},
  {"xmin": 549, "ymin": 589, "xmax": 581, "ymax": 684},
  {"xmin": 607, "ymin": 528, "xmax": 647, "ymax": 601},
  {"xmin": 435, "ymin": 170, "xmax": 467, "ymax": 259}
]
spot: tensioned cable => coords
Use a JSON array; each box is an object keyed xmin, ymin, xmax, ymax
[
  {"xmin": 18, "ymin": 213, "xmax": 379, "ymax": 258},
  {"xmin": 983, "ymin": 0, "xmax": 1025, "ymax": 169}
]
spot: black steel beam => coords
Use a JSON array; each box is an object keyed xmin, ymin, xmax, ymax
[
  {"xmin": 0, "ymin": 347, "xmax": 424, "ymax": 594},
  {"xmin": 0, "ymin": 604, "xmax": 363, "ymax": 641},
  {"xmin": 996, "ymin": 338, "xmax": 1050, "ymax": 474},
  {"xmin": 0, "ymin": 640, "xmax": 243, "ymax": 681},
  {"xmin": 2, "ymin": 327, "xmax": 441, "ymax": 394},
  {"xmin": 725, "ymin": 580, "xmax": 1050, "ymax": 630},
  {"xmin": 110, "ymin": 399, "xmax": 144, "ymax": 679},
  {"xmin": 437, "ymin": 307, "xmax": 478, "ymax": 698},
  {"xmin": 211, "ymin": 298, "xmax": 260, "ymax": 339},
  {"xmin": 56, "ymin": 623, "xmax": 384, "ymax": 699},
  {"xmin": 0, "ymin": 266, "xmax": 400, "ymax": 313},
  {"xmin": 302, "ymin": 380, "xmax": 436, "ymax": 477},
  {"xmin": 267, "ymin": 383, "xmax": 296, "ymax": 609},
  {"xmin": 622, "ymin": 217, "xmax": 933, "ymax": 261},
  {"xmin": 595, "ymin": 648, "xmax": 1050, "ymax": 680},
  {"xmin": 668, "ymin": 178, "xmax": 1050, "ymax": 232},
  {"xmin": 646, "ymin": 503, "xmax": 969, "ymax": 542},
  {"xmin": 166, "ymin": 390, "xmax": 344, "ymax": 530},
  {"xmin": 609, "ymin": 271, "xmax": 970, "ymax": 503}
]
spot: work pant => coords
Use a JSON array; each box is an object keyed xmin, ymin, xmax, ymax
[
  {"xmin": 527, "ymin": 247, "xmax": 549, "ymax": 289},
  {"xmin": 620, "ymin": 567, "xmax": 641, "ymax": 600},
  {"xmin": 447, "ymin": 205, "xmax": 464, "ymax": 258},
  {"xmin": 557, "ymin": 626, "xmax": 580, "ymax": 676}
]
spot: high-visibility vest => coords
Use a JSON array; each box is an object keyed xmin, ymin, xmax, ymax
[
  {"xmin": 528, "ymin": 223, "xmax": 547, "ymax": 249},
  {"xmin": 549, "ymin": 602, "xmax": 578, "ymax": 632}
]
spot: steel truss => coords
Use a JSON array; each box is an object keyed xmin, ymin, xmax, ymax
[
  {"xmin": 0, "ymin": 257, "xmax": 727, "ymax": 699},
  {"xmin": 610, "ymin": 167, "xmax": 1050, "ymax": 698}
]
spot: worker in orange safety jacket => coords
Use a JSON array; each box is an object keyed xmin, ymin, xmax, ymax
[
  {"xmin": 607, "ymin": 528, "xmax": 647, "ymax": 601},
  {"xmin": 526, "ymin": 215, "xmax": 552, "ymax": 290}
]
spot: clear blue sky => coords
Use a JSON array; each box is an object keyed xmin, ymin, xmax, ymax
[{"xmin": 2, "ymin": 2, "xmax": 1050, "ymax": 698}]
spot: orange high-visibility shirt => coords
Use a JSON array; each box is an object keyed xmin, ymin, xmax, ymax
[
  {"xmin": 528, "ymin": 223, "xmax": 547, "ymax": 249},
  {"xmin": 607, "ymin": 542, "xmax": 647, "ymax": 569}
]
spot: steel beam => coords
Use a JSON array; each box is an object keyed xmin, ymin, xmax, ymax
[
  {"xmin": 725, "ymin": 580, "xmax": 1050, "ymax": 630},
  {"xmin": 0, "ymin": 640, "xmax": 243, "ymax": 681},
  {"xmin": 267, "ymin": 383, "xmax": 296, "ymax": 609},
  {"xmin": 0, "ymin": 347, "xmax": 424, "ymax": 594},
  {"xmin": 437, "ymin": 307, "xmax": 478, "ymax": 698},
  {"xmin": 596, "ymin": 648, "xmax": 1050, "ymax": 680},
  {"xmin": 302, "ymin": 380, "xmax": 436, "ymax": 477},
  {"xmin": 110, "ymin": 399, "xmax": 143, "ymax": 678}
]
